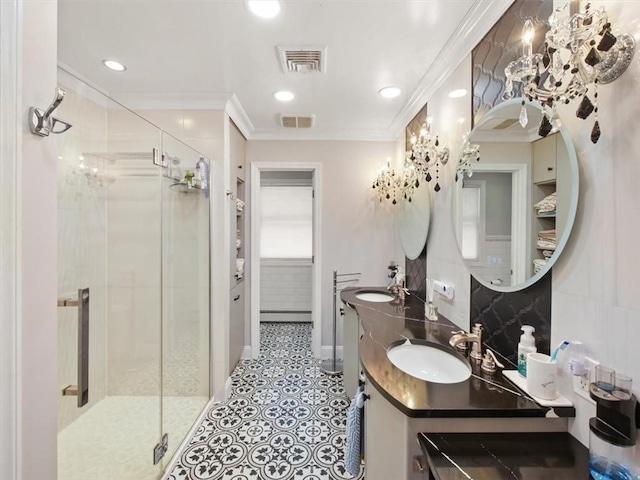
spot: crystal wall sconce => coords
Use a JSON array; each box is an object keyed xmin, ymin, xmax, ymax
[
  {"xmin": 406, "ymin": 121, "xmax": 449, "ymax": 192},
  {"xmin": 455, "ymin": 140, "xmax": 480, "ymax": 182},
  {"xmin": 503, "ymin": 3, "xmax": 636, "ymax": 143}
]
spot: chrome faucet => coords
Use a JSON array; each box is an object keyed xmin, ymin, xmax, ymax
[{"xmin": 449, "ymin": 323, "xmax": 483, "ymax": 361}]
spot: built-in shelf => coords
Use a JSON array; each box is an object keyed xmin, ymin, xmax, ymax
[{"xmin": 536, "ymin": 214, "xmax": 556, "ymax": 218}]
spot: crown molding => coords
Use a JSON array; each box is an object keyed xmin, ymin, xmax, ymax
[
  {"xmin": 225, "ymin": 94, "xmax": 254, "ymax": 139},
  {"xmin": 112, "ymin": 91, "xmax": 233, "ymax": 111},
  {"xmin": 249, "ymin": 128, "xmax": 397, "ymax": 142},
  {"xmin": 58, "ymin": 0, "xmax": 514, "ymax": 142},
  {"xmin": 387, "ymin": 0, "xmax": 515, "ymax": 138}
]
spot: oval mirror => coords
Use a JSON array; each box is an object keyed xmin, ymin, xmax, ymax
[
  {"xmin": 452, "ymin": 99, "xmax": 578, "ymax": 291},
  {"xmin": 397, "ymin": 182, "xmax": 431, "ymax": 259}
]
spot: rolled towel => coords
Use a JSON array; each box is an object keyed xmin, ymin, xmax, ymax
[{"xmin": 345, "ymin": 386, "xmax": 364, "ymax": 477}]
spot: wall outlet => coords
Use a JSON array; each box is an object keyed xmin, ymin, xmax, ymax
[{"xmin": 572, "ymin": 356, "xmax": 599, "ymax": 404}]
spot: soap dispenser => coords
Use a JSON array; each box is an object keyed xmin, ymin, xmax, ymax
[{"xmin": 517, "ymin": 325, "xmax": 536, "ymax": 377}]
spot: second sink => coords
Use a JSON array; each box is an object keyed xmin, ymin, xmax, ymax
[
  {"xmin": 354, "ymin": 290, "xmax": 395, "ymax": 302},
  {"xmin": 387, "ymin": 340, "xmax": 472, "ymax": 384}
]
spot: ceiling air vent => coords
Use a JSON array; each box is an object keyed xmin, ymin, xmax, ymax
[
  {"xmin": 280, "ymin": 114, "xmax": 315, "ymax": 128},
  {"xmin": 277, "ymin": 46, "xmax": 327, "ymax": 74}
]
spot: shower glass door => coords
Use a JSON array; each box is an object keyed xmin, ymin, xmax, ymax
[
  {"xmin": 160, "ymin": 133, "xmax": 211, "ymax": 466},
  {"xmin": 56, "ymin": 71, "xmax": 164, "ymax": 480},
  {"xmin": 56, "ymin": 68, "xmax": 212, "ymax": 479}
]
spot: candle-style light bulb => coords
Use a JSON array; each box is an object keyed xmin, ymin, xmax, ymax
[{"xmin": 522, "ymin": 19, "xmax": 535, "ymax": 56}]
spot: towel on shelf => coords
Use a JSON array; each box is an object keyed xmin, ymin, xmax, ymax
[
  {"xmin": 533, "ymin": 258, "xmax": 548, "ymax": 273},
  {"xmin": 236, "ymin": 198, "xmax": 245, "ymax": 213},
  {"xmin": 536, "ymin": 239, "xmax": 557, "ymax": 250},
  {"xmin": 345, "ymin": 386, "xmax": 365, "ymax": 477},
  {"xmin": 534, "ymin": 192, "xmax": 557, "ymax": 214},
  {"xmin": 543, "ymin": 250, "xmax": 554, "ymax": 259}
]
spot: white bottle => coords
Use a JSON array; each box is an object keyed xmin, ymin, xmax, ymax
[{"xmin": 517, "ymin": 325, "xmax": 536, "ymax": 377}]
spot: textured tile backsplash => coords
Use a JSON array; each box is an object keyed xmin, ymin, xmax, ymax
[
  {"xmin": 405, "ymin": 246, "xmax": 427, "ymax": 301},
  {"xmin": 471, "ymin": 275, "xmax": 551, "ymax": 365}
]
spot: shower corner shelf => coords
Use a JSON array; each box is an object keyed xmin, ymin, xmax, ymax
[{"xmin": 170, "ymin": 182, "xmax": 207, "ymax": 194}]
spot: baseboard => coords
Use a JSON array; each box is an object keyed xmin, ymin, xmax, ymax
[
  {"xmin": 320, "ymin": 345, "xmax": 344, "ymax": 360},
  {"xmin": 224, "ymin": 376, "xmax": 232, "ymax": 401},
  {"xmin": 241, "ymin": 345, "xmax": 252, "ymax": 360},
  {"xmin": 161, "ymin": 396, "xmax": 217, "ymax": 479}
]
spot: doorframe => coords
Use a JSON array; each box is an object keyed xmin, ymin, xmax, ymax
[
  {"xmin": 250, "ymin": 162, "xmax": 322, "ymax": 359},
  {"xmin": 0, "ymin": 1, "xmax": 21, "ymax": 478},
  {"xmin": 459, "ymin": 163, "xmax": 529, "ymax": 286}
]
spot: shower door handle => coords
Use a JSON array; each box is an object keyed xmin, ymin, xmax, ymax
[{"xmin": 58, "ymin": 287, "xmax": 90, "ymax": 407}]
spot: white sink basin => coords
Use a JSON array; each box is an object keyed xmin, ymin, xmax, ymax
[
  {"xmin": 387, "ymin": 341, "xmax": 471, "ymax": 384},
  {"xmin": 354, "ymin": 290, "xmax": 395, "ymax": 302}
]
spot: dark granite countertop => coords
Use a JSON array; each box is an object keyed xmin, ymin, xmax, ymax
[
  {"xmin": 340, "ymin": 286, "xmax": 575, "ymax": 418},
  {"xmin": 418, "ymin": 432, "xmax": 590, "ymax": 479}
]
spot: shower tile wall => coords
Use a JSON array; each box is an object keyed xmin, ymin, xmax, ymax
[{"xmin": 56, "ymin": 85, "xmax": 109, "ymax": 430}]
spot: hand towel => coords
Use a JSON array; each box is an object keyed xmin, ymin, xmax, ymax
[{"xmin": 345, "ymin": 386, "xmax": 364, "ymax": 477}]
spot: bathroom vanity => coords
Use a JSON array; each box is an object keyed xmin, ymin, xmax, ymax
[{"xmin": 340, "ymin": 287, "xmax": 579, "ymax": 480}]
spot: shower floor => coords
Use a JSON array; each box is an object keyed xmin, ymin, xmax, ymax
[{"xmin": 58, "ymin": 395, "xmax": 209, "ymax": 480}]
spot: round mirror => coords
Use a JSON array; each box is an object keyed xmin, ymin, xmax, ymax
[
  {"xmin": 397, "ymin": 182, "xmax": 431, "ymax": 259},
  {"xmin": 452, "ymin": 99, "xmax": 578, "ymax": 291}
]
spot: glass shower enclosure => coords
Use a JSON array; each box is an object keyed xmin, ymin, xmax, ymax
[{"xmin": 55, "ymin": 69, "xmax": 211, "ymax": 479}]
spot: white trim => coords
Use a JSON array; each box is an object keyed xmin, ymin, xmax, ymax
[
  {"xmin": 250, "ymin": 128, "xmax": 397, "ymax": 142},
  {"xmin": 113, "ymin": 91, "xmax": 234, "ymax": 111},
  {"xmin": 462, "ymin": 162, "xmax": 529, "ymax": 290},
  {"xmin": 0, "ymin": 2, "xmax": 21, "ymax": 479},
  {"xmin": 250, "ymin": 163, "xmax": 322, "ymax": 360},
  {"xmin": 241, "ymin": 346, "xmax": 252, "ymax": 360},
  {"xmin": 387, "ymin": 0, "xmax": 515, "ymax": 138},
  {"xmin": 160, "ymin": 397, "xmax": 219, "ymax": 480},
  {"xmin": 224, "ymin": 376, "xmax": 232, "ymax": 402},
  {"xmin": 225, "ymin": 94, "xmax": 254, "ymax": 140},
  {"xmin": 320, "ymin": 346, "xmax": 344, "ymax": 361}
]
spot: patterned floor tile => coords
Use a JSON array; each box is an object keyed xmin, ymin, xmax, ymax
[{"xmin": 168, "ymin": 322, "xmax": 365, "ymax": 480}]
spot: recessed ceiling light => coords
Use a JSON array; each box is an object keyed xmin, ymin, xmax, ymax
[
  {"xmin": 102, "ymin": 59, "xmax": 127, "ymax": 72},
  {"xmin": 378, "ymin": 86, "xmax": 401, "ymax": 98},
  {"xmin": 448, "ymin": 88, "xmax": 468, "ymax": 98},
  {"xmin": 274, "ymin": 90, "xmax": 294, "ymax": 102},
  {"xmin": 247, "ymin": 1, "xmax": 281, "ymax": 19}
]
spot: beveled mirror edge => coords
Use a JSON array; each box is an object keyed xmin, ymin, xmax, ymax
[
  {"xmin": 452, "ymin": 99, "xmax": 580, "ymax": 292},
  {"xmin": 397, "ymin": 182, "xmax": 432, "ymax": 260}
]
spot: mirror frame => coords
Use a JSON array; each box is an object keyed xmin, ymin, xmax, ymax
[
  {"xmin": 453, "ymin": 99, "xmax": 579, "ymax": 292},
  {"xmin": 397, "ymin": 182, "xmax": 431, "ymax": 260}
]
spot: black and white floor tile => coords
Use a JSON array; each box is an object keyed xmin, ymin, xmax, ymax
[{"xmin": 168, "ymin": 323, "xmax": 365, "ymax": 480}]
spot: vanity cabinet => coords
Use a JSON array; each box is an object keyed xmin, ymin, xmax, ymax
[
  {"xmin": 343, "ymin": 303, "xmax": 360, "ymax": 398},
  {"xmin": 364, "ymin": 379, "xmax": 568, "ymax": 480},
  {"xmin": 229, "ymin": 121, "xmax": 247, "ymax": 373}
]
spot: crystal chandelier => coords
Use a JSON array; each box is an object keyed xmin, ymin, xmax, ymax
[
  {"xmin": 406, "ymin": 121, "xmax": 449, "ymax": 192},
  {"xmin": 503, "ymin": 3, "xmax": 636, "ymax": 143},
  {"xmin": 455, "ymin": 140, "xmax": 480, "ymax": 182}
]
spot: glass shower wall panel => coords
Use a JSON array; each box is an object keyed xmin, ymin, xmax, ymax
[
  {"xmin": 160, "ymin": 133, "xmax": 211, "ymax": 465},
  {"xmin": 56, "ymin": 68, "xmax": 163, "ymax": 480}
]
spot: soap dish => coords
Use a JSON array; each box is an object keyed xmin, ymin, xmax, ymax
[{"xmin": 503, "ymin": 370, "xmax": 574, "ymax": 407}]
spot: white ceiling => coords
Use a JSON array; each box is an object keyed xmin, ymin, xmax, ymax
[{"xmin": 57, "ymin": 0, "xmax": 513, "ymax": 140}]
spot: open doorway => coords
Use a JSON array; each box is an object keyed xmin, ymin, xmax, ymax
[{"xmin": 250, "ymin": 164, "xmax": 321, "ymax": 359}]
